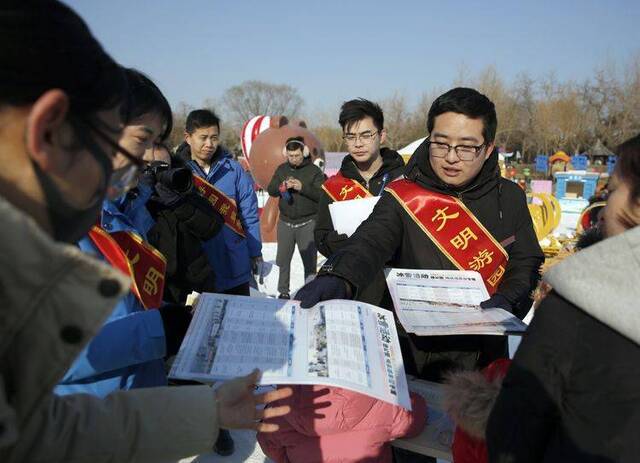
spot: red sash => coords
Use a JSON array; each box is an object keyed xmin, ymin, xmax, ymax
[
  {"xmin": 88, "ymin": 226, "xmax": 167, "ymax": 309},
  {"xmin": 193, "ymin": 175, "xmax": 246, "ymax": 237},
  {"xmin": 385, "ymin": 179, "xmax": 508, "ymax": 294},
  {"xmin": 322, "ymin": 172, "xmax": 372, "ymax": 201}
]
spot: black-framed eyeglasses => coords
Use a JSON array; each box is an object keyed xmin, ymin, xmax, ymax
[
  {"xmin": 343, "ymin": 130, "xmax": 378, "ymax": 144},
  {"xmin": 426, "ymin": 138, "xmax": 486, "ymax": 162},
  {"xmin": 72, "ymin": 117, "xmax": 145, "ymax": 200}
]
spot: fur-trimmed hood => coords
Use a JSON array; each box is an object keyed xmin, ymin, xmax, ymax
[
  {"xmin": 442, "ymin": 359, "xmax": 511, "ymax": 439},
  {"xmin": 544, "ymin": 226, "xmax": 640, "ymax": 345}
]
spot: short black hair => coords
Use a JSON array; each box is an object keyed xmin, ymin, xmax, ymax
[
  {"xmin": 338, "ymin": 98, "xmax": 384, "ymax": 133},
  {"xmin": 185, "ymin": 109, "xmax": 220, "ymax": 134},
  {"xmin": 427, "ymin": 88, "xmax": 497, "ymax": 143},
  {"xmin": 0, "ymin": 0, "xmax": 126, "ymax": 118},
  {"xmin": 123, "ymin": 69, "xmax": 173, "ymax": 141},
  {"xmin": 285, "ymin": 136, "xmax": 305, "ymax": 152}
]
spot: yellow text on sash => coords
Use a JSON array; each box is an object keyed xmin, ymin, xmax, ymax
[{"xmin": 386, "ymin": 179, "xmax": 508, "ymax": 294}]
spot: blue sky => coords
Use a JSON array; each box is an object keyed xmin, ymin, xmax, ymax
[{"xmin": 66, "ymin": 0, "xmax": 639, "ymax": 118}]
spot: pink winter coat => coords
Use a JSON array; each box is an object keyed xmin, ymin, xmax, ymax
[{"xmin": 258, "ymin": 385, "xmax": 427, "ymax": 463}]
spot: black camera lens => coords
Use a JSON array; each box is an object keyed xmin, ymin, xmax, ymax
[{"xmin": 157, "ymin": 167, "xmax": 192, "ymax": 193}]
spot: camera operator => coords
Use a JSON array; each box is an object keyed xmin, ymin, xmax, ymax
[
  {"xmin": 142, "ymin": 143, "xmax": 234, "ymax": 456},
  {"xmin": 142, "ymin": 143, "xmax": 224, "ymax": 304}
]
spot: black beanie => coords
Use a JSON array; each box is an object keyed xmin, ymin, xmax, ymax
[{"xmin": 0, "ymin": 0, "xmax": 126, "ymax": 116}]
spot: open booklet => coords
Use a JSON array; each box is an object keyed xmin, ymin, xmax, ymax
[
  {"xmin": 170, "ymin": 294, "xmax": 411, "ymax": 409},
  {"xmin": 386, "ymin": 268, "xmax": 528, "ymax": 336}
]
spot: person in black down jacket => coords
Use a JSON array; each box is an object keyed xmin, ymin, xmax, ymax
[
  {"xmin": 143, "ymin": 144, "xmax": 224, "ymax": 304},
  {"xmin": 314, "ymin": 98, "xmax": 405, "ymax": 305},
  {"xmin": 267, "ymin": 136, "xmax": 325, "ymax": 299},
  {"xmin": 298, "ymin": 88, "xmax": 544, "ymax": 380},
  {"xmin": 487, "ymin": 134, "xmax": 640, "ymax": 463}
]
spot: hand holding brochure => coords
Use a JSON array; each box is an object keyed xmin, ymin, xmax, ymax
[
  {"xmin": 170, "ymin": 294, "xmax": 411, "ymax": 409},
  {"xmin": 386, "ymin": 268, "xmax": 527, "ymax": 336}
]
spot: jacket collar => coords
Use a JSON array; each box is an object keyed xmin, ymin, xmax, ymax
[
  {"xmin": 340, "ymin": 148, "xmax": 404, "ymax": 182},
  {"xmin": 404, "ymin": 139, "xmax": 500, "ymax": 199},
  {"xmin": 99, "ymin": 196, "xmax": 138, "ymax": 233},
  {"xmin": 178, "ymin": 144, "xmax": 232, "ymax": 179},
  {"xmin": 286, "ymin": 156, "xmax": 312, "ymax": 170},
  {"xmin": 545, "ymin": 226, "xmax": 640, "ymax": 345}
]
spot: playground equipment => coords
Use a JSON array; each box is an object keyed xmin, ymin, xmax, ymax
[
  {"xmin": 575, "ymin": 201, "xmax": 606, "ymax": 235},
  {"xmin": 554, "ymin": 171, "xmax": 599, "ymax": 200},
  {"xmin": 527, "ymin": 193, "xmax": 564, "ymax": 257},
  {"xmin": 553, "ymin": 171, "xmax": 601, "ymax": 237},
  {"xmin": 528, "ymin": 193, "xmax": 562, "ymax": 241}
]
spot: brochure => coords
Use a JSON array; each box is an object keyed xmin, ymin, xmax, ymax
[
  {"xmin": 386, "ymin": 268, "xmax": 527, "ymax": 336},
  {"xmin": 170, "ymin": 293, "xmax": 411, "ymax": 409}
]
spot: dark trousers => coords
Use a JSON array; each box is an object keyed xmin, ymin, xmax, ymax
[
  {"xmin": 276, "ymin": 218, "xmax": 317, "ymax": 294},
  {"xmin": 222, "ymin": 281, "xmax": 250, "ymax": 296}
]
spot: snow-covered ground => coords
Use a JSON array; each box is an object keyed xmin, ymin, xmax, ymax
[
  {"xmin": 250, "ymin": 242, "xmax": 324, "ymax": 298},
  {"xmin": 180, "ymin": 429, "xmax": 270, "ymax": 463}
]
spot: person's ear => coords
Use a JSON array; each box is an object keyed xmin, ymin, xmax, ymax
[
  {"xmin": 25, "ymin": 89, "xmax": 70, "ymax": 173},
  {"xmin": 379, "ymin": 128, "xmax": 387, "ymax": 145},
  {"xmin": 484, "ymin": 142, "xmax": 495, "ymax": 161},
  {"xmin": 184, "ymin": 131, "xmax": 191, "ymax": 145}
]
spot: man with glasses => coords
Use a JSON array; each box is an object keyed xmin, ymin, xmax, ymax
[
  {"xmin": 314, "ymin": 98, "xmax": 405, "ymax": 305},
  {"xmin": 298, "ymin": 88, "xmax": 544, "ymax": 380},
  {"xmin": 267, "ymin": 136, "xmax": 324, "ymax": 299}
]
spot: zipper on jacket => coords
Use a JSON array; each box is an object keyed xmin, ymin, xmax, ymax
[{"xmin": 452, "ymin": 182, "xmax": 478, "ymax": 200}]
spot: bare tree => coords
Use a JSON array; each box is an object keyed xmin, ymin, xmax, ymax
[
  {"xmin": 168, "ymin": 101, "xmax": 193, "ymax": 150},
  {"xmin": 512, "ymin": 72, "xmax": 536, "ymax": 159},
  {"xmin": 380, "ymin": 91, "xmax": 439, "ymax": 150},
  {"xmin": 310, "ymin": 109, "xmax": 345, "ymax": 152},
  {"xmin": 381, "ymin": 92, "xmax": 412, "ymax": 149},
  {"xmin": 222, "ymin": 80, "xmax": 304, "ymax": 127},
  {"xmin": 312, "ymin": 125, "xmax": 345, "ymax": 152},
  {"xmin": 170, "ymin": 57, "xmax": 640, "ymax": 163}
]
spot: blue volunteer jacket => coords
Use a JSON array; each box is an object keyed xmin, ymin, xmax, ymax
[
  {"xmin": 187, "ymin": 148, "xmax": 262, "ymax": 291},
  {"xmin": 55, "ymin": 194, "xmax": 167, "ymax": 398}
]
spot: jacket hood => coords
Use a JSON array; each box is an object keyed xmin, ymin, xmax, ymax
[
  {"xmin": 404, "ymin": 139, "xmax": 500, "ymax": 199},
  {"xmin": 544, "ymin": 226, "xmax": 640, "ymax": 345},
  {"xmin": 340, "ymin": 148, "xmax": 405, "ymax": 181},
  {"xmin": 175, "ymin": 141, "xmax": 190, "ymax": 162},
  {"xmin": 442, "ymin": 358, "xmax": 511, "ymax": 439},
  {"xmin": 282, "ymin": 385, "xmax": 377, "ymax": 437}
]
